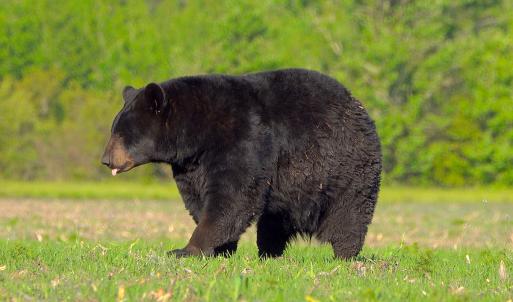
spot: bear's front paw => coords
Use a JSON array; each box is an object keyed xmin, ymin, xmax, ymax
[
  {"xmin": 167, "ymin": 245, "xmax": 213, "ymax": 258},
  {"xmin": 167, "ymin": 248, "xmax": 194, "ymax": 258}
]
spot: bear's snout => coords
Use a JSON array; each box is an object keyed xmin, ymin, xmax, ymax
[
  {"xmin": 101, "ymin": 135, "xmax": 134, "ymax": 176},
  {"xmin": 100, "ymin": 152, "xmax": 110, "ymax": 167}
]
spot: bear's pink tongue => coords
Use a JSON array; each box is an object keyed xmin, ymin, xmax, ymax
[{"xmin": 111, "ymin": 169, "xmax": 118, "ymax": 176}]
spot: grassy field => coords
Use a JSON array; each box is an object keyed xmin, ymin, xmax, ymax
[
  {"xmin": 2, "ymin": 180, "xmax": 513, "ymax": 203},
  {"xmin": 1, "ymin": 240, "xmax": 511, "ymax": 301},
  {"xmin": 0, "ymin": 183, "xmax": 512, "ymax": 301},
  {"xmin": 0, "ymin": 180, "xmax": 182, "ymax": 201}
]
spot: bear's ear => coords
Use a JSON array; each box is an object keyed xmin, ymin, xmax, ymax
[
  {"xmin": 144, "ymin": 82, "xmax": 167, "ymax": 113},
  {"xmin": 122, "ymin": 85, "xmax": 137, "ymax": 103}
]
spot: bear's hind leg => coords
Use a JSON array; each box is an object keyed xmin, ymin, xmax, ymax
[
  {"xmin": 257, "ymin": 211, "xmax": 293, "ymax": 258},
  {"xmin": 321, "ymin": 182, "xmax": 378, "ymax": 260},
  {"xmin": 329, "ymin": 227, "xmax": 366, "ymax": 260},
  {"xmin": 319, "ymin": 204, "xmax": 373, "ymax": 260}
]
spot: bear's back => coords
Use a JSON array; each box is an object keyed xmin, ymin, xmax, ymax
[{"xmin": 165, "ymin": 68, "xmax": 378, "ymax": 158}]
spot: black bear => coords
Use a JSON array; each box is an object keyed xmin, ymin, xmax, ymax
[{"xmin": 101, "ymin": 68, "xmax": 381, "ymax": 259}]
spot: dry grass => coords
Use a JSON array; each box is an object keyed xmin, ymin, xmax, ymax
[{"xmin": 1, "ymin": 198, "xmax": 512, "ymax": 249}]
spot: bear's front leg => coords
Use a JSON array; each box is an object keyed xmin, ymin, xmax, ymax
[
  {"xmin": 167, "ymin": 217, "xmax": 224, "ymax": 257},
  {"xmin": 168, "ymin": 188, "xmax": 261, "ymax": 258},
  {"xmin": 167, "ymin": 212, "xmax": 246, "ymax": 257}
]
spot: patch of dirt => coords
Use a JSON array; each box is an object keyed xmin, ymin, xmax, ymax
[{"xmin": 0, "ymin": 199, "xmax": 195, "ymax": 241}]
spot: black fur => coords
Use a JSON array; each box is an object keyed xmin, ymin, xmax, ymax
[{"xmin": 102, "ymin": 68, "xmax": 382, "ymax": 259}]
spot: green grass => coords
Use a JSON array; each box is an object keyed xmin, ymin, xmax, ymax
[
  {"xmin": 0, "ymin": 185, "xmax": 512, "ymax": 301},
  {"xmin": 0, "ymin": 240, "xmax": 511, "ymax": 301},
  {"xmin": 381, "ymin": 187, "xmax": 513, "ymax": 203},
  {"xmin": 1, "ymin": 180, "xmax": 513, "ymax": 203},
  {"xmin": 0, "ymin": 180, "xmax": 181, "ymax": 201}
]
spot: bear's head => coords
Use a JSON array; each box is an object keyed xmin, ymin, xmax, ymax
[{"xmin": 101, "ymin": 83, "xmax": 170, "ymax": 176}]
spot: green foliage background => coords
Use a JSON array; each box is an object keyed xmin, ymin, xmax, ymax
[{"xmin": 0, "ymin": 0, "xmax": 512, "ymax": 186}]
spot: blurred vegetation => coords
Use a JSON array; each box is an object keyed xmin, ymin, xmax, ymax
[{"xmin": 0, "ymin": 0, "xmax": 512, "ymax": 186}]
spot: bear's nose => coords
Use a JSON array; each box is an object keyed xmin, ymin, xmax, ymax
[{"xmin": 101, "ymin": 152, "xmax": 110, "ymax": 167}]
